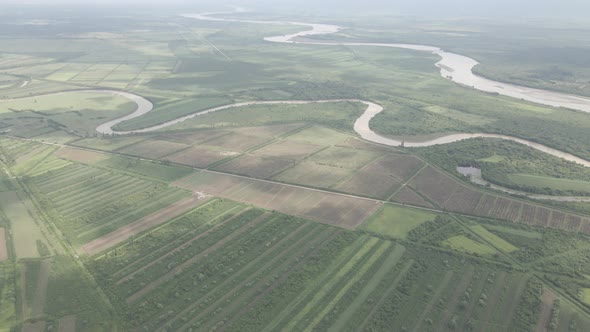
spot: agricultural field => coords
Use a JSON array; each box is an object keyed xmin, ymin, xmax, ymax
[
  {"xmin": 0, "ymin": 91, "xmax": 136, "ymax": 136},
  {"xmin": 508, "ymin": 174, "xmax": 590, "ymax": 194},
  {"xmin": 362, "ymin": 204, "xmax": 439, "ymax": 239},
  {"xmin": 85, "ymin": 196, "xmax": 577, "ymax": 332},
  {"xmin": 409, "ymin": 166, "xmax": 590, "ymax": 234},
  {"xmin": 0, "ymin": 191, "xmax": 49, "ymax": 259},
  {"xmin": 26, "ymin": 156, "xmax": 192, "ymax": 247},
  {"xmin": 0, "ymin": 3, "xmax": 590, "ymax": 332},
  {"xmin": 175, "ymin": 171, "xmax": 381, "ymax": 229}
]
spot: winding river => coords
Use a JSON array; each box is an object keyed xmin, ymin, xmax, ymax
[
  {"xmin": 94, "ymin": 11, "xmax": 590, "ymax": 168},
  {"xmin": 7, "ymin": 10, "xmax": 587, "ymax": 201},
  {"xmin": 456, "ymin": 166, "xmax": 590, "ymax": 202},
  {"xmin": 184, "ymin": 11, "xmax": 590, "ymax": 113}
]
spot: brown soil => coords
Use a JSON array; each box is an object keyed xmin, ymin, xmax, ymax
[
  {"xmin": 117, "ymin": 139, "xmax": 190, "ymax": 159},
  {"xmin": 335, "ymin": 170, "xmax": 402, "ymax": 200},
  {"xmin": 55, "ymin": 147, "xmax": 108, "ymax": 164},
  {"xmin": 175, "ymin": 171, "xmax": 381, "ymax": 230},
  {"xmin": 204, "ymin": 132, "xmax": 269, "ymax": 152},
  {"xmin": 167, "ymin": 145, "xmax": 237, "ymax": 168},
  {"xmin": 80, "ymin": 195, "xmax": 210, "ymax": 256},
  {"xmin": 214, "ymin": 154, "xmax": 294, "ymax": 179},
  {"xmin": 252, "ymin": 139, "xmax": 323, "ymax": 160},
  {"xmin": 390, "ymin": 186, "xmax": 434, "ymax": 208}
]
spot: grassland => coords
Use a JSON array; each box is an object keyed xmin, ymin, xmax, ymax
[
  {"xmin": 442, "ymin": 235, "xmax": 497, "ymax": 255},
  {"xmin": 0, "ymin": 192, "xmax": 48, "ymax": 259},
  {"xmin": 508, "ymin": 174, "xmax": 590, "ymax": 193},
  {"xmin": 363, "ymin": 204, "xmax": 439, "ymax": 239}
]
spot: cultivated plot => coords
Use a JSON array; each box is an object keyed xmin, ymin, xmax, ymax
[{"xmin": 175, "ymin": 171, "xmax": 381, "ymax": 229}]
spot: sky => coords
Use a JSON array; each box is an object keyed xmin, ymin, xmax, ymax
[{"xmin": 3, "ymin": 0, "xmax": 590, "ymax": 19}]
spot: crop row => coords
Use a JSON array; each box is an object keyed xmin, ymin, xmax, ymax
[{"xmin": 411, "ymin": 166, "xmax": 590, "ymax": 234}]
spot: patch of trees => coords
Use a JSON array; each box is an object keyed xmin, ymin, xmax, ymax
[
  {"xmin": 511, "ymin": 278, "xmax": 543, "ymax": 331},
  {"xmin": 416, "ymin": 138, "xmax": 590, "ymax": 196},
  {"xmin": 407, "ymin": 215, "xmax": 452, "ymax": 242}
]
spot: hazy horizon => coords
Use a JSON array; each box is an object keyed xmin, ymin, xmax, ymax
[{"xmin": 2, "ymin": 0, "xmax": 590, "ymax": 19}]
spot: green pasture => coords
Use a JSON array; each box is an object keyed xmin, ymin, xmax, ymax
[{"xmin": 362, "ymin": 204, "xmax": 439, "ymax": 239}]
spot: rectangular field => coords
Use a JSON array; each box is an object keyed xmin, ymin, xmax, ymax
[
  {"xmin": 213, "ymin": 154, "xmax": 294, "ymax": 179},
  {"xmin": 174, "ymin": 171, "xmax": 381, "ymax": 229},
  {"xmin": 362, "ymin": 204, "xmax": 439, "ymax": 239},
  {"xmin": 334, "ymin": 169, "xmax": 402, "ymax": 199},
  {"xmin": 80, "ymin": 194, "xmax": 211, "ymax": 255},
  {"xmin": 251, "ymin": 139, "xmax": 323, "ymax": 160},
  {"xmin": 390, "ymin": 186, "xmax": 435, "ymax": 208},
  {"xmin": 54, "ymin": 147, "xmax": 109, "ymax": 164},
  {"xmin": 410, "ymin": 166, "xmax": 590, "ymax": 234},
  {"xmin": 117, "ymin": 139, "xmax": 190, "ymax": 159},
  {"xmin": 30, "ymin": 162, "xmax": 191, "ymax": 247},
  {"xmin": 0, "ymin": 192, "xmax": 47, "ymax": 259},
  {"xmin": 272, "ymin": 161, "xmax": 351, "ymax": 188},
  {"xmin": 363, "ymin": 154, "xmax": 425, "ymax": 181},
  {"xmin": 166, "ymin": 146, "xmax": 237, "ymax": 168}
]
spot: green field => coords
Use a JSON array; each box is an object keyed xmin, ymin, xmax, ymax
[
  {"xmin": 0, "ymin": 4, "xmax": 590, "ymax": 331},
  {"xmin": 29, "ymin": 159, "xmax": 191, "ymax": 247},
  {"xmin": 362, "ymin": 204, "xmax": 439, "ymax": 239},
  {"xmin": 442, "ymin": 235, "xmax": 497, "ymax": 255},
  {"xmin": 508, "ymin": 174, "xmax": 590, "ymax": 193},
  {"xmin": 470, "ymin": 225, "xmax": 519, "ymax": 253}
]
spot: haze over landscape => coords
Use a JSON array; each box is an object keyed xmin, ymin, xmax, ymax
[{"xmin": 0, "ymin": 0, "xmax": 590, "ymax": 331}]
